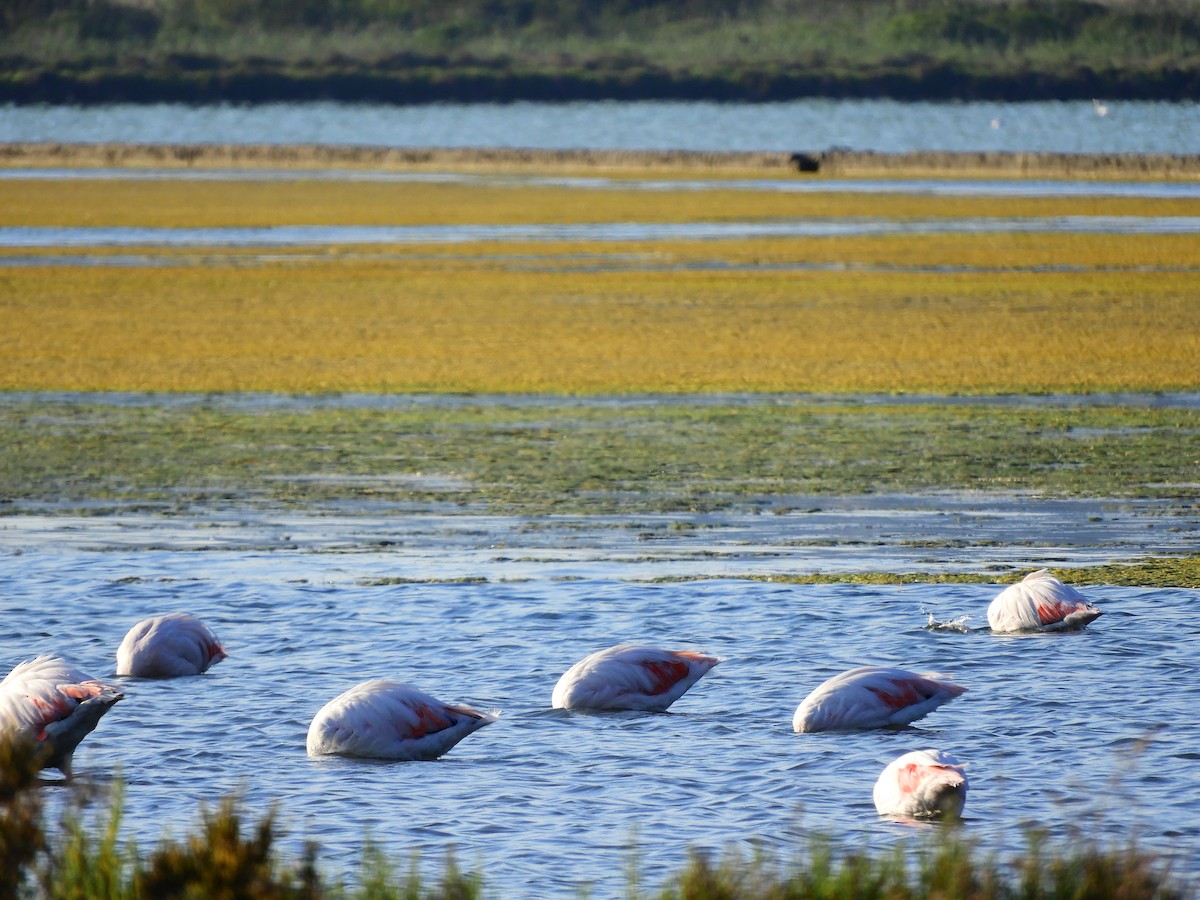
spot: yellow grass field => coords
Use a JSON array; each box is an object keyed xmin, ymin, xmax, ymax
[{"xmin": 3, "ymin": 170, "xmax": 1199, "ymax": 394}]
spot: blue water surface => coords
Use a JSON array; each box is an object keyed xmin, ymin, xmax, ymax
[
  {"xmin": 1, "ymin": 536, "xmax": 1197, "ymax": 898},
  {"xmin": 3, "ymin": 99, "xmax": 1199, "ymax": 154}
]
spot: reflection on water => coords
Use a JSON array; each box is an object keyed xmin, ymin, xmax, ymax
[{"xmin": 1, "ymin": 542, "xmax": 1197, "ymax": 898}]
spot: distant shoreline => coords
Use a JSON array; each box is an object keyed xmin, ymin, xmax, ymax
[
  {"xmin": 4, "ymin": 141, "xmax": 1200, "ymax": 180},
  {"xmin": 3, "ymin": 66, "xmax": 1199, "ymax": 106}
]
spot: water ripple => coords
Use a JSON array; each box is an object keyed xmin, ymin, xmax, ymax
[{"xmin": 2, "ymin": 545, "xmax": 1197, "ymax": 897}]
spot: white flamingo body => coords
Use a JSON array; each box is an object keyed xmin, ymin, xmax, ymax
[
  {"xmin": 0, "ymin": 655, "xmax": 124, "ymax": 777},
  {"xmin": 551, "ymin": 644, "xmax": 723, "ymax": 712},
  {"xmin": 874, "ymin": 749, "xmax": 968, "ymax": 819},
  {"xmin": 116, "ymin": 612, "xmax": 227, "ymax": 677},
  {"xmin": 307, "ymin": 680, "xmax": 497, "ymax": 761},
  {"xmin": 792, "ymin": 665, "xmax": 966, "ymax": 732},
  {"xmin": 987, "ymin": 569, "xmax": 1102, "ymax": 633}
]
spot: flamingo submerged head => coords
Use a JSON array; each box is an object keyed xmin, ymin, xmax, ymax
[
  {"xmin": 987, "ymin": 569, "xmax": 1102, "ymax": 633},
  {"xmin": 874, "ymin": 749, "xmax": 968, "ymax": 820},
  {"xmin": 116, "ymin": 612, "xmax": 227, "ymax": 678},
  {"xmin": 307, "ymin": 679, "xmax": 498, "ymax": 761},
  {"xmin": 0, "ymin": 655, "xmax": 124, "ymax": 778},
  {"xmin": 551, "ymin": 643, "xmax": 724, "ymax": 712},
  {"xmin": 792, "ymin": 665, "xmax": 966, "ymax": 733}
]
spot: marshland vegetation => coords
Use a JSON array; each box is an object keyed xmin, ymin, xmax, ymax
[
  {"xmin": 3, "ymin": 173, "xmax": 1198, "ymax": 583},
  {"xmin": 3, "ymin": 177, "xmax": 1199, "ymax": 394}
]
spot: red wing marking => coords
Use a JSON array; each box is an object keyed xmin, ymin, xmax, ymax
[
  {"xmin": 28, "ymin": 694, "xmax": 71, "ymax": 741},
  {"xmin": 410, "ymin": 704, "xmax": 453, "ymax": 738},
  {"xmin": 641, "ymin": 659, "xmax": 688, "ymax": 695},
  {"xmin": 897, "ymin": 763, "xmax": 923, "ymax": 795},
  {"xmin": 59, "ymin": 683, "xmax": 105, "ymax": 701},
  {"xmin": 1036, "ymin": 601, "xmax": 1077, "ymax": 625},
  {"xmin": 867, "ymin": 679, "xmax": 926, "ymax": 710}
]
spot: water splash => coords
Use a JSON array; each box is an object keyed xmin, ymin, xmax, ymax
[{"xmin": 923, "ymin": 610, "xmax": 975, "ymax": 633}]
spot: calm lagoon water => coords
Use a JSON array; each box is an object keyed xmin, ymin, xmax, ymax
[
  {"xmin": 2, "ymin": 522, "xmax": 1198, "ymax": 897},
  {"xmin": 3, "ymin": 99, "xmax": 1200, "ymax": 154}
]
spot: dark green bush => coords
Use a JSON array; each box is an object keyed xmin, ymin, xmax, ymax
[
  {"xmin": 0, "ymin": 738, "xmax": 46, "ymax": 900},
  {"xmin": 132, "ymin": 797, "xmax": 319, "ymax": 900}
]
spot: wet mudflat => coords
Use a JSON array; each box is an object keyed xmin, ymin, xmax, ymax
[{"xmin": 3, "ymin": 393, "xmax": 1199, "ymax": 523}]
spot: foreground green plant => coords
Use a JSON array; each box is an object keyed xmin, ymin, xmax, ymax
[
  {"xmin": 0, "ymin": 739, "xmax": 46, "ymax": 900},
  {"xmin": 656, "ymin": 832, "xmax": 1188, "ymax": 900},
  {"xmin": 0, "ymin": 750, "xmax": 1189, "ymax": 900},
  {"xmin": 3, "ymin": 756, "xmax": 480, "ymax": 900}
]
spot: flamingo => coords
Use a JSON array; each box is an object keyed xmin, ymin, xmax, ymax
[
  {"xmin": 307, "ymin": 680, "xmax": 498, "ymax": 761},
  {"xmin": 551, "ymin": 643, "xmax": 723, "ymax": 712},
  {"xmin": 792, "ymin": 665, "xmax": 966, "ymax": 733},
  {"xmin": 0, "ymin": 655, "xmax": 124, "ymax": 778},
  {"xmin": 987, "ymin": 569, "xmax": 1102, "ymax": 633},
  {"xmin": 874, "ymin": 749, "xmax": 968, "ymax": 820},
  {"xmin": 116, "ymin": 612, "xmax": 227, "ymax": 677}
]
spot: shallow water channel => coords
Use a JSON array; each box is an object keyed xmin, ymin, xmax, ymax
[{"xmin": 2, "ymin": 501, "xmax": 1198, "ymax": 896}]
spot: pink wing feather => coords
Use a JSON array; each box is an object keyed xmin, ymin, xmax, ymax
[
  {"xmin": 792, "ymin": 665, "xmax": 966, "ymax": 732},
  {"xmin": 307, "ymin": 679, "xmax": 497, "ymax": 761},
  {"xmin": 551, "ymin": 644, "xmax": 723, "ymax": 712},
  {"xmin": 987, "ymin": 570, "xmax": 1102, "ymax": 633}
]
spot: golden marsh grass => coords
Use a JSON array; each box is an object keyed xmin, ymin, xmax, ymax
[
  {"xmin": 3, "ymin": 172, "xmax": 1199, "ymax": 393},
  {"xmin": 6, "ymin": 177, "xmax": 1200, "ymax": 227}
]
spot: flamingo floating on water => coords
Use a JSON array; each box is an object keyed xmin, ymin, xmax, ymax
[
  {"xmin": 0, "ymin": 655, "xmax": 124, "ymax": 778},
  {"xmin": 307, "ymin": 680, "xmax": 498, "ymax": 761},
  {"xmin": 116, "ymin": 612, "xmax": 228, "ymax": 678},
  {"xmin": 792, "ymin": 665, "xmax": 966, "ymax": 732},
  {"xmin": 987, "ymin": 569, "xmax": 1102, "ymax": 633},
  {"xmin": 873, "ymin": 748, "xmax": 968, "ymax": 820},
  {"xmin": 551, "ymin": 643, "xmax": 723, "ymax": 712}
]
